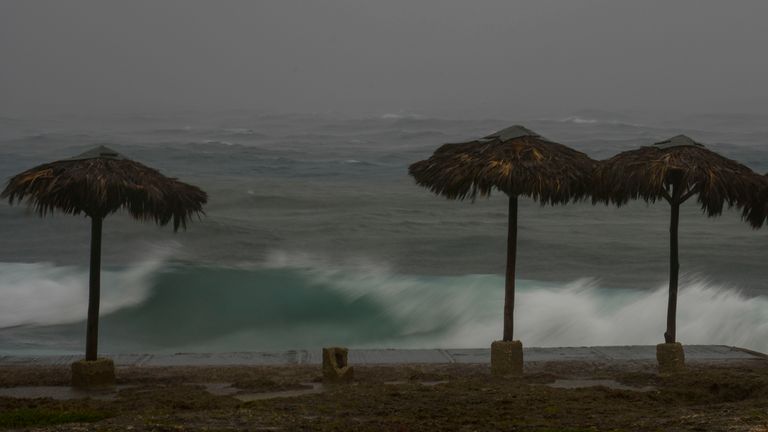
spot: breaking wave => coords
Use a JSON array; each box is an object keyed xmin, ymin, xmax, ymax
[
  {"xmin": 0, "ymin": 259, "xmax": 163, "ymax": 328},
  {"xmin": 2, "ymin": 252, "xmax": 767, "ymax": 354}
]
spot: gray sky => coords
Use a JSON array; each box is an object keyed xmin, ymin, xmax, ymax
[{"xmin": 2, "ymin": 0, "xmax": 768, "ymax": 118}]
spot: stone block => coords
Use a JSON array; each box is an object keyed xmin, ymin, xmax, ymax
[
  {"xmin": 322, "ymin": 347, "xmax": 354, "ymax": 383},
  {"xmin": 491, "ymin": 340, "xmax": 523, "ymax": 377},
  {"xmin": 656, "ymin": 342, "xmax": 685, "ymax": 374},
  {"xmin": 71, "ymin": 358, "xmax": 116, "ymax": 388}
]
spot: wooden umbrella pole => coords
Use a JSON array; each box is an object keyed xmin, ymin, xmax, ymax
[
  {"xmin": 665, "ymin": 183, "xmax": 682, "ymax": 344},
  {"xmin": 503, "ymin": 194, "xmax": 518, "ymax": 341},
  {"xmin": 85, "ymin": 216, "xmax": 103, "ymax": 361}
]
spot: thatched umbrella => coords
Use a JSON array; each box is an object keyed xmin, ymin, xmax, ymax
[
  {"xmin": 743, "ymin": 173, "xmax": 768, "ymax": 229},
  {"xmin": 409, "ymin": 126, "xmax": 595, "ymax": 347},
  {"xmin": 593, "ymin": 135, "xmax": 764, "ymax": 347},
  {"xmin": 1, "ymin": 145, "xmax": 207, "ymax": 362}
]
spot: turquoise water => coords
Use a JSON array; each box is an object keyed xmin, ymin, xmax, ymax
[
  {"xmin": 0, "ymin": 112, "xmax": 767, "ymax": 354},
  {"xmin": 3, "ymin": 260, "xmax": 768, "ymax": 354}
]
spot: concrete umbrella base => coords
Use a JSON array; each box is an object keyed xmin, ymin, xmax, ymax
[
  {"xmin": 71, "ymin": 358, "xmax": 116, "ymax": 388},
  {"xmin": 656, "ymin": 342, "xmax": 686, "ymax": 374},
  {"xmin": 322, "ymin": 347, "xmax": 354, "ymax": 384},
  {"xmin": 491, "ymin": 340, "xmax": 523, "ymax": 377}
]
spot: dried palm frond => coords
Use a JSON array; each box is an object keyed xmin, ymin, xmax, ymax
[
  {"xmin": 742, "ymin": 174, "xmax": 768, "ymax": 228},
  {"xmin": 408, "ymin": 126, "xmax": 595, "ymax": 203},
  {"xmin": 1, "ymin": 145, "xmax": 207, "ymax": 230},
  {"xmin": 592, "ymin": 135, "xmax": 764, "ymax": 217}
]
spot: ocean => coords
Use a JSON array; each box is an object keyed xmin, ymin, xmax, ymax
[{"xmin": 1, "ymin": 111, "xmax": 767, "ymax": 355}]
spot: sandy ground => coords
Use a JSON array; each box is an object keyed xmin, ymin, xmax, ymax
[{"xmin": 1, "ymin": 359, "xmax": 768, "ymax": 431}]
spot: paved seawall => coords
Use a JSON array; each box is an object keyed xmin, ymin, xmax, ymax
[{"xmin": 0, "ymin": 345, "xmax": 764, "ymax": 367}]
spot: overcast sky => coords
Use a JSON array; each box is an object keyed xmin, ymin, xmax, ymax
[{"xmin": 2, "ymin": 1, "xmax": 768, "ymax": 118}]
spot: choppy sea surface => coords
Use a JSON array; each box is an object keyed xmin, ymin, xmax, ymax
[{"xmin": 1, "ymin": 111, "xmax": 767, "ymax": 355}]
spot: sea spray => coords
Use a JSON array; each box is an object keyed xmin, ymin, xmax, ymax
[
  {"xmin": 2, "ymin": 252, "xmax": 768, "ymax": 354},
  {"xmin": 263, "ymin": 252, "xmax": 768, "ymax": 352},
  {"xmin": 2, "ymin": 113, "xmax": 767, "ymax": 356},
  {"xmin": 0, "ymin": 247, "xmax": 173, "ymax": 327}
]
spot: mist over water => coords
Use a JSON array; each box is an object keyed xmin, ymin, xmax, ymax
[
  {"xmin": 2, "ymin": 251, "xmax": 768, "ymax": 354},
  {"xmin": 3, "ymin": 2, "xmax": 768, "ymax": 357},
  {"xmin": 0, "ymin": 111, "xmax": 767, "ymax": 354}
]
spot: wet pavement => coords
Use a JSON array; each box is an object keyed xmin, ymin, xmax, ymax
[
  {"xmin": 0, "ymin": 345, "xmax": 763, "ymax": 367},
  {"xmin": 0, "ymin": 385, "xmax": 133, "ymax": 400},
  {"xmin": 0, "ymin": 346, "xmax": 763, "ymax": 401},
  {"xmin": 546, "ymin": 379, "xmax": 656, "ymax": 392}
]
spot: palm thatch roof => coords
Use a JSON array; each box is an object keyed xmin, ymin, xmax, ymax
[
  {"xmin": 592, "ymin": 135, "xmax": 765, "ymax": 216},
  {"xmin": 742, "ymin": 173, "xmax": 768, "ymax": 228},
  {"xmin": 408, "ymin": 126, "xmax": 596, "ymax": 203},
  {"xmin": 1, "ymin": 145, "xmax": 207, "ymax": 230}
]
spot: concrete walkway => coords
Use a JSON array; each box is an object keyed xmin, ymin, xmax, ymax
[{"xmin": 0, "ymin": 345, "xmax": 763, "ymax": 367}]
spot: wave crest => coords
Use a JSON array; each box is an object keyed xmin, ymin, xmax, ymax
[
  {"xmin": 263, "ymin": 252, "xmax": 768, "ymax": 352},
  {"xmin": 2, "ymin": 251, "xmax": 768, "ymax": 354},
  {"xmin": 0, "ymin": 249, "xmax": 172, "ymax": 328}
]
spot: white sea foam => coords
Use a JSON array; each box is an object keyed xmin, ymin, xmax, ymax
[
  {"xmin": 561, "ymin": 116, "xmax": 600, "ymax": 124},
  {"xmin": 0, "ymin": 249, "xmax": 172, "ymax": 328},
  {"xmin": 549, "ymin": 115, "xmax": 645, "ymax": 128},
  {"xmin": 379, "ymin": 112, "xmax": 424, "ymax": 120},
  {"xmin": 265, "ymin": 251, "xmax": 768, "ymax": 352},
  {"xmin": 4, "ymin": 250, "xmax": 768, "ymax": 354}
]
